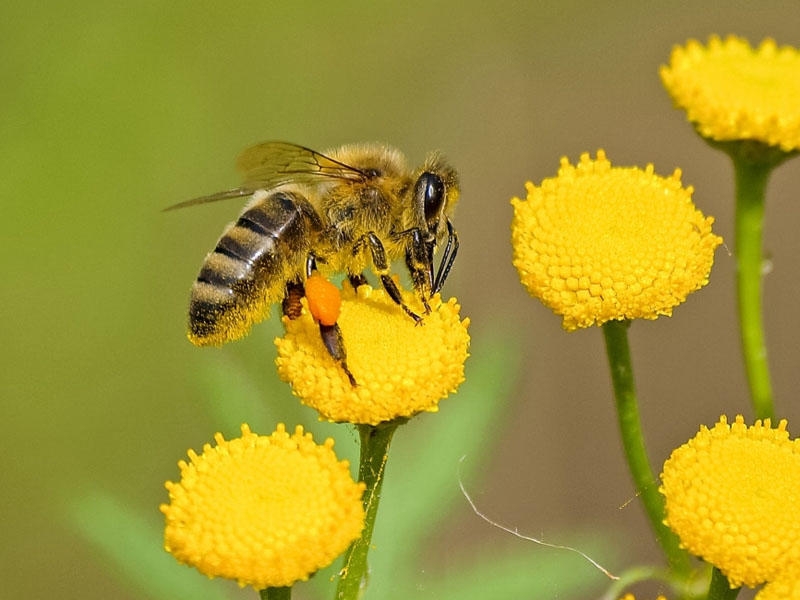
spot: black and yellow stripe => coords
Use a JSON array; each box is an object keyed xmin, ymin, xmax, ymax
[{"xmin": 188, "ymin": 191, "xmax": 315, "ymax": 346}]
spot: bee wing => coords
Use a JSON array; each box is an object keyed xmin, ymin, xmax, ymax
[
  {"xmin": 164, "ymin": 141, "xmax": 366, "ymax": 212},
  {"xmin": 237, "ymin": 141, "xmax": 366, "ymax": 187},
  {"xmin": 162, "ymin": 188, "xmax": 255, "ymax": 211}
]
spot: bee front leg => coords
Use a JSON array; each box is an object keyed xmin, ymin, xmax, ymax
[
  {"xmin": 404, "ymin": 228, "xmax": 434, "ymax": 314},
  {"xmin": 361, "ymin": 232, "xmax": 423, "ymax": 323}
]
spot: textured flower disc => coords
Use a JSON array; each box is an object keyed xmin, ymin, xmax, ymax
[
  {"xmin": 661, "ymin": 35, "xmax": 800, "ymax": 152},
  {"xmin": 661, "ymin": 415, "xmax": 800, "ymax": 593},
  {"xmin": 275, "ymin": 283, "xmax": 470, "ymax": 425},
  {"xmin": 161, "ymin": 424, "xmax": 365, "ymax": 590},
  {"xmin": 511, "ymin": 150, "xmax": 722, "ymax": 330}
]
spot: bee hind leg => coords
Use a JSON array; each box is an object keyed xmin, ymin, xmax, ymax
[
  {"xmin": 282, "ymin": 280, "xmax": 305, "ymax": 320},
  {"xmin": 286, "ymin": 275, "xmax": 357, "ymax": 386},
  {"xmin": 318, "ymin": 323, "xmax": 357, "ymax": 386}
]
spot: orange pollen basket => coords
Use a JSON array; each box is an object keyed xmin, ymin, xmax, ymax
[{"xmin": 305, "ymin": 273, "xmax": 342, "ymax": 326}]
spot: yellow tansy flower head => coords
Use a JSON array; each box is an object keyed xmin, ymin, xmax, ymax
[
  {"xmin": 161, "ymin": 424, "xmax": 365, "ymax": 590},
  {"xmin": 661, "ymin": 35, "xmax": 800, "ymax": 153},
  {"xmin": 660, "ymin": 415, "xmax": 800, "ymax": 596},
  {"xmin": 275, "ymin": 283, "xmax": 470, "ymax": 425},
  {"xmin": 511, "ymin": 151, "xmax": 722, "ymax": 330}
]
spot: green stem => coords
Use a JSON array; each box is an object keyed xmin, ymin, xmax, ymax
[
  {"xmin": 259, "ymin": 586, "xmax": 291, "ymax": 600},
  {"xmin": 602, "ymin": 320, "xmax": 691, "ymax": 576},
  {"xmin": 336, "ymin": 420, "xmax": 401, "ymax": 600},
  {"xmin": 706, "ymin": 567, "xmax": 739, "ymax": 600},
  {"xmin": 732, "ymin": 154, "xmax": 775, "ymax": 421}
]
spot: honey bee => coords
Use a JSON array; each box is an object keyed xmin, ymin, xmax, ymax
[{"xmin": 168, "ymin": 141, "xmax": 460, "ymax": 382}]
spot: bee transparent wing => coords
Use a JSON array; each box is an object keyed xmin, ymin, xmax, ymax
[
  {"xmin": 163, "ymin": 188, "xmax": 255, "ymax": 211},
  {"xmin": 164, "ymin": 142, "xmax": 367, "ymax": 212},
  {"xmin": 237, "ymin": 141, "xmax": 367, "ymax": 188}
]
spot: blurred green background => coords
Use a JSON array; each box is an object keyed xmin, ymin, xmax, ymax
[{"xmin": 3, "ymin": 2, "xmax": 799, "ymax": 598}]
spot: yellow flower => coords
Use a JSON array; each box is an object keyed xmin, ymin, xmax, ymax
[
  {"xmin": 619, "ymin": 595, "xmax": 668, "ymax": 600},
  {"xmin": 275, "ymin": 283, "xmax": 469, "ymax": 425},
  {"xmin": 661, "ymin": 35, "xmax": 800, "ymax": 153},
  {"xmin": 756, "ymin": 579, "xmax": 800, "ymax": 600},
  {"xmin": 660, "ymin": 415, "xmax": 800, "ymax": 596},
  {"xmin": 161, "ymin": 424, "xmax": 365, "ymax": 590},
  {"xmin": 510, "ymin": 151, "xmax": 722, "ymax": 330}
]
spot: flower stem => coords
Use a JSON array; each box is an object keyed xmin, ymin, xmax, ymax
[
  {"xmin": 602, "ymin": 320, "xmax": 691, "ymax": 576},
  {"xmin": 336, "ymin": 420, "xmax": 401, "ymax": 600},
  {"xmin": 260, "ymin": 586, "xmax": 291, "ymax": 600},
  {"xmin": 706, "ymin": 567, "xmax": 739, "ymax": 600},
  {"xmin": 731, "ymin": 153, "xmax": 775, "ymax": 421}
]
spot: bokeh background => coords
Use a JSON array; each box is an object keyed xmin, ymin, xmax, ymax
[{"xmin": 3, "ymin": 2, "xmax": 799, "ymax": 599}]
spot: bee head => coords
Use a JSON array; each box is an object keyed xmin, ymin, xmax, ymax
[{"xmin": 415, "ymin": 155, "xmax": 460, "ymax": 243}]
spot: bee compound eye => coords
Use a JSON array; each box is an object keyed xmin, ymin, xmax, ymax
[{"xmin": 418, "ymin": 172, "xmax": 445, "ymax": 224}]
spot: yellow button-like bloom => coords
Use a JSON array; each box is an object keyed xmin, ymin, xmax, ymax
[
  {"xmin": 511, "ymin": 151, "xmax": 722, "ymax": 330},
  {"xmin": 660, "ymin": 416, "xmax": 800, "ymax": 596},
  {"xmin": 275, "ymin": 283, "xmax": 469, "ymax": 425},
  {"xmin": 161, "ymin": 424, "xmax": 365, "ymax": 590},
  {"xmin": 661, "ymin": 35, "xmax": 800, "ymax": 152}
]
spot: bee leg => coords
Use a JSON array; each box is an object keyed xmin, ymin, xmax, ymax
[
  {"xmin": 348, "ymin": 273, "xmax": 368, "ymax": 289},
  {"xmin": 318, "ymin": 323, "xmax": 357, "ymax": 386},
  {"xmin": 282, "ymin": 280, "xmax": 305, "ymax": 319},
  {"xmin": 305, "ymin": 254, "xmax": 318, "ymax": 278},
  {"xmin": 380, "ymin": 274, "xmax": 423, "ymax": 324},
  {"xmin": 363, "ymin": 232, "xmax": 423, "ymax": 322},
  {"xmin": 304, "ymin": 252, "xmax": 330, "ymax": 278},
  {"xmin": 404, "ymin": 228, "xmax": 434, "ymax": 314},
  {"xmin": 302, "ymin": 270, "xmax": 358, "ymax": 387}
]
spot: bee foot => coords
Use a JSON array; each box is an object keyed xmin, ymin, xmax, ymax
[
  {"xmin": 402, "ymin": 306, "xmax": 423, "ymax": 324},
  {"xmin": 342, "ymin": 365, "xmax": 357, "ymax": 387},
  {"xmin": 318, "ymin": 322, "xmax": 357, "ymax": 386}
]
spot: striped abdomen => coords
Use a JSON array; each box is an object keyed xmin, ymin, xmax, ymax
[{"xmin": 188, "ymin": 191, "xmax": 316, "ymax": 346}]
